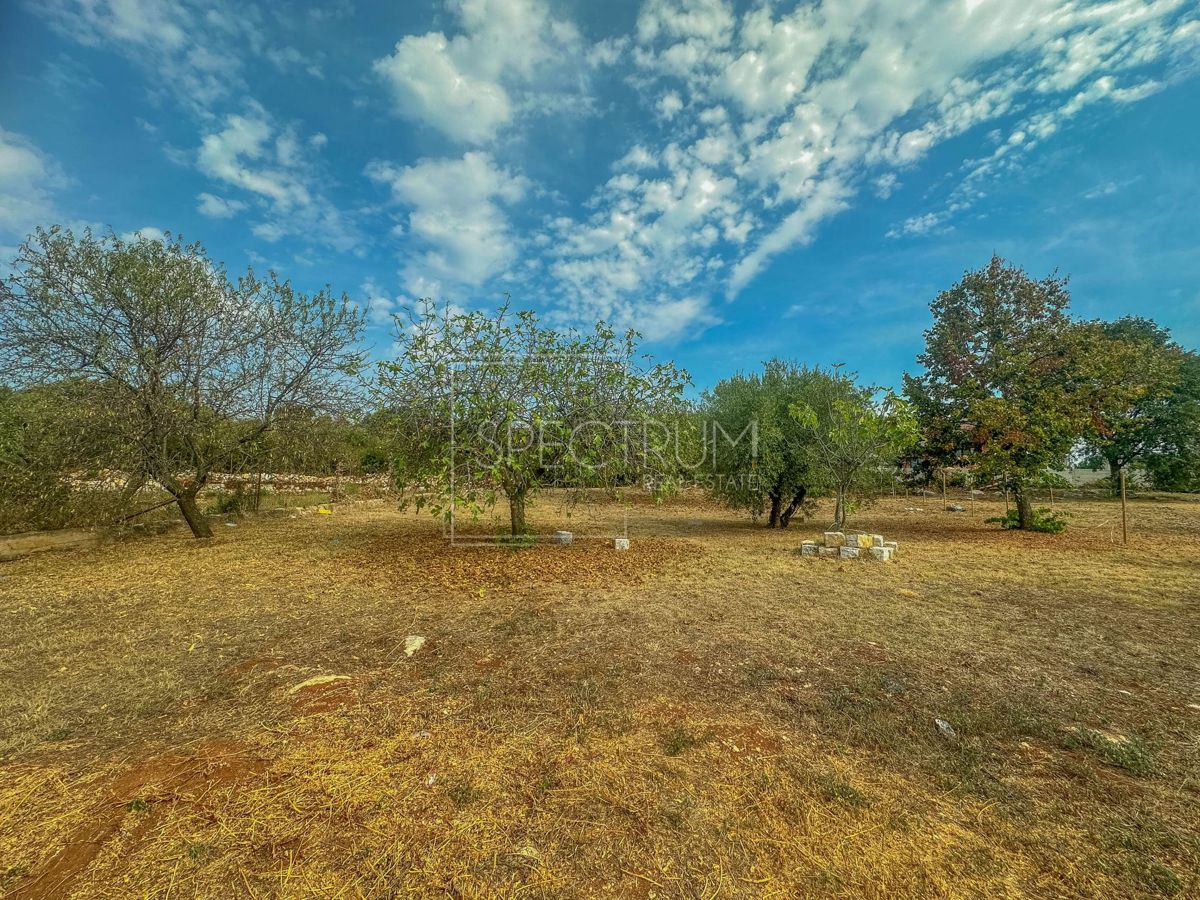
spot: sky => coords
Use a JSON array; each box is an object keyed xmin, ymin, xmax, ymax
[{"xmin": 1, "ymin": 0, "xmax": 1198, "ymax": 392}]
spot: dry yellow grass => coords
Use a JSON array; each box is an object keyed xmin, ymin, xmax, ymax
[{"xmin": 1, "ymin": 492, "xmax": 1198, "ymax": 897}]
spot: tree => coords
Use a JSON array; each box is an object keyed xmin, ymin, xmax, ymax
[
  {"xmin": 1082, "ymin": 317, "xmax": 1196, "ymax": 493},
  {"xmin": 904, "ymin": 256, "xmax": 1152, "ymax": 529},
  {"xmin": 0, "ymin": 227, "xmax": 364, "ymax": 537},
  {"xmin": 703, "ymin": 360, "xmax": 824, "ymax": 527},
  {"xmin": 791, "ymin": 369, "xmax": 917, "ymax": 529},
  {"xmin": 378, "ymin": 300, "xmax": 688, "ymax": 536}
]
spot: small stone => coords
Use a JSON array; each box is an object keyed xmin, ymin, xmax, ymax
[
  {"xmin": 403, "ymin": 635, "xmax": 426, "ymax": 657},
  {"xmin": 935, "ymin": 718, "xmax": 956, "ymax": 738},
  {"xmin": 839, "ymin": 546, "xmax": 860, "ymax": 559},
  {"xmin": 868, "ymin": 546, "xmax": 893, "ymax": 561},
  {"xmin": 553, "ymin": 530, "xmax": 574, "ymax": 545},
  {"xmin": 800, "ymin": 542, "xmax": 819, "ymax": 557},
  {"xmin": 613, "ymin": 537, "xmax": 630, "ymax": 551},
  {"xmin": 823, "ymin": 531, "xmax": 846, "ymax": 548},
  {"xmin": 946, "ymin": 504, "xmax": 966, "ymax": 512}
]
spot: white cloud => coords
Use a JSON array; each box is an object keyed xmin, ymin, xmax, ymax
[
  {"xmin": 0, "ymin": 129, "xmax": 66, "ymax": 240},
  {"xmin": 367, "ymin": 151, "xmax": 528, "ymax": 292},
  {"xmin": 373, "ymin": 0, "xmax": 589, "ymax": 143},
  {"xmin": 120, "ymin": 226, "xmax": 168, "ymax": 242},
  {"xmin": 197, "ymin": 104, "xmax": 360, "ymax": 252},
  {"xmin": 196, "ymin": 192, "xmax": 247, "ymax": 219}
]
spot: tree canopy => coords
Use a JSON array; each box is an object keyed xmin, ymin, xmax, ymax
[
  {"xmin": 378, "ymin": 300, "xmax": 689, "ymax": 537},
  {"xmin": 0, "ymin": 227, "xmax": 364, "ymax": 537}
]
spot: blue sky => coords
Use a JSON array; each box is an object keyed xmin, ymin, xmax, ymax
[{"xmin": 1, "ymin": 0, "xmax": 1198, "ymax": 392}]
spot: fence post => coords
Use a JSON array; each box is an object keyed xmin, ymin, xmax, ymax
[{"xmin": 1120, "ymin": 470, "xmax": 1128, "ymax": 546}]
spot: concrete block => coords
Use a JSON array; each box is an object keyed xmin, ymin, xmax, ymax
[
  {"xmin": 868, "ymin": 546, "xmax": 893, "ymax": 561},
  {"xmin": 613, "ymin": 537, "xmax": 630, "ymax": 550},
  {"xmin": 854, "ymin": 533, "xmax": 873, "ymax": 549},
  {"xmin": 800, "ymin": 542, "xmax": 819, "ymax": 557},
  {"xmin": 553, "ymin": 530, "xmax": 574, "ymax": 545},
  {"xmin": 818, "ymin": 546, "xmax": 839, "ymax": 559},
  {"xmin": 839, "ymin": 546, "xmax": 860, "ymax": 559},
  {"xmin": 871, "ymin": 534, "xmax": 885, "ymax": 548},
  {"xmin": 823, "ymin": 531, "xmax": 846, "ymax": 548},
  {"xmin": 884, "ymin": 540, "xmax": 899, "ymax": 552}
]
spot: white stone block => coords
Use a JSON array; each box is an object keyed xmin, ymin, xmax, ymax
[
  {"xmin": 871, "ymin": 534, "xmax": 885, "ymax": 548},
  {"xmin": 613, "ymin": 537, "xmax": 630, "ymax": 550},
  {"xmin": 800, "ymin": 542, "xmax": 819, "ymax": 557},
  {"xmin": 553, "ymin": 530, "xmax": 573, "ymax": 545},
  {"xmin": 839, "ymin": 546, "xmax": 860, "ymax": 559},
  {"xmin": 824, "ymin": 531, "xmax": 846, "ymax": 548},
  {"xmin": 884, "ymin": 540, "xmax": 899, "ymax": 552},
  {"xmin": 818, "ymin": 546, "xmax": 839, "ymax": 559},
  {"xmin": 868, "ymin": 546, "xmax": 893, "ymax": 561}
]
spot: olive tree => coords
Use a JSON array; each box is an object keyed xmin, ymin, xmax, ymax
[
  {"xmin": 703, "ymin": 360, "xmax": 824, "ymax": 527},
  {"xmin": 378, "ymin": 300, "xmax": 688, "ymax": 536},
  {"xmin": 0, "ymin": 227, "xmax": 364, "ymax": 537},
  {"xmin": 791, "ymin": 369, "xmax": 917, "ymax": 529}
]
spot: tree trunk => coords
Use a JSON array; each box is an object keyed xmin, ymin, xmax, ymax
[
  {"xmin": 767, "ymin": 489, "xmax": 782, "ymax": 528},
  {"xmin": 833, "ymin": 487, "xmax": 847, "ymax": 529},
  {"xmin": 508, "ymin": 489, "xmax": 528, "ymax": 536},
  {"xmin": 175, "ymin": 490, "xmax": 213, "ymax": 538},
  {"xmin": 1013, "ymin": 482, "xmax": 1033, "ymax": 530},
  {"xmin": 1109, "ymin": 460, "xmax": 1123, "ymax": 498},
  {"xmin": 779, "ymin": 487, "xmax": 807, "ymax": 528}
]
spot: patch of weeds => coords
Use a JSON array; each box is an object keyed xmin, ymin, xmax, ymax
[
  {"xmin": 660, "ymin": 725, "xmax": 700, "ymax": 756},
  {"xmin": 742, "ymin": 665, "xmax": 782, "ymax": 688},
  {"xmin": 1129, "ymin": 860, "xmax": 1182, "ymax": 896},
  {"xmin": 818, "ymin": 774, "xmax": 867, "ymax": 807},
  {"xmin": 986, "ymin": 507, "xmax": 1071, "ymax": 533},
  {"xmin": 3, "ymin": 865, "xmax": 30, "ymax": 886},
  {"xmin": 1065, "ymin": 728, "xmax": 1155, "ymax": 776},
  {"xmin": 127, "ymin": 798, "xmax": 151, "ymax": 812},
  {"xmin": 186, "ymin": 842, "xmax": 212, "ymax": 862},
  {"xmin": 446, "ymin": 778, "xmax": 480, "ymax": 808},
  {"xmin": 46, "ymin": 727, "xmax": 70, "ymax": 741}
]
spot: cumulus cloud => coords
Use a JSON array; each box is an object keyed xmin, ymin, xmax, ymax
[
  {"xmin": 0, "ymin": 129, "xmax": 66, "ymax": 240},
  {"xmin": 366, "ymin": 151, "xmax": 529, "ymax": 293},
  {"xmin": 372, "ymin": 0, "xmax": 590, "ymax": 143},
  {"xmin": 197, "ymin": 104, "xmax": 360, "ymax": 252}
]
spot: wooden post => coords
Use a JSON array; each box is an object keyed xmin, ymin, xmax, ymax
[
  {"xmin": 1049, "ymin": 485, "xmax": 1054, "ymax": 508},
  {"xmin": 1120, "ymin": 470, "xmax": 1128, "ymax": 545},
  {"xmin": 941, "ymin": 470, "xmax": 948, "ymax": 510}
]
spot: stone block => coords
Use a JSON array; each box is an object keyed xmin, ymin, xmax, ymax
[
  {"xmin": 839, "ymin": 546, "xmax": 860, "ymax": 559},
  {"xmin": 823, "ymin": 531, "xmax": 846, "ymax": 548},
  {"xmin": 854, "ymin": 533, "xmax": 874, "ymax": 549},
  {"xmin": 613, "ymin": 537, "xmax": 630, "ymax": 550},
  {"xmin": 871, "ymin": 534, "xmax": 885, "ymax": 548},
  {"xmin": 884, "ymin": 540, "xmax": 899, "ymax": 552},
  {"xmin": 868, "ymin": 546, "xmax": 893, "ymax": 561},
  {"xmin": 818, "ymin": 546, "xmax": 839, "ymax": 559},
  {"xmin": 800, "ymin": 542, "xmax": 819, "ymax": 557},
  {"xmin": 553, "ymin": 530, "xmax": 574, "ymax": 545}
]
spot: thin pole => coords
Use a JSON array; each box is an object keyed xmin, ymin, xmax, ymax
[
  {"xmin": 1120, "ymin": 470, "xmax": 1128, "ymax": 545},
  {"xmin": 941, "ymin": 469, "xmax": 948, "ymax": 509}
]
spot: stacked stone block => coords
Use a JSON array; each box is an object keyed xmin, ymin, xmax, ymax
[{"xmin": 801, "ymin": 531, "xmax": 899, "ymax": 562}]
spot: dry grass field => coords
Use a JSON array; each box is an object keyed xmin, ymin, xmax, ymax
[{"xmin": 1, "ymin": 492, "xmax": 1198, "ymax": 898}]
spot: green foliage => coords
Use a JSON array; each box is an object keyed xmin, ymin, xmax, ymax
[
  {"xmin": 702, "ymin": 360, "xmax": 827, "ymax": 526},
  {"xmin": 378, "ymin": 299, "xmax": 688, "ymax": 535},
  {"xmin": 791, "ymin": 369, "xmax": 917, "ymax": 528},
  {"xmin": 985, "ymin": 506, "xmax": 1070, "ymax": 533},
  {"xmin": 905, "ymin": 256, "xmax": 1158, "ymax": 528}
]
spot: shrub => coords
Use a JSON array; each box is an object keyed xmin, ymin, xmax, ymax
[{"xmin": 986, "ymin": 507, "xmax": 1071, "ymax": 533}]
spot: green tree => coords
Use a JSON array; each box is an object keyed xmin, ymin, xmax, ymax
[
  {"xmin": 1082, "ymin": 317, "xmax": 1197, "ymax": 493},
  {"xmin": 791, "ymin": 369, "xmax": 917, "ymax": 529},
  {"xmin": 378, "ymin": 300, "xmax": 688, "ymax": 536},
  {"xmin": 703, "ymin": 360, "xmax": 824, "ymax": 527},
  {"xmin": 904, "ymin": 256, "xmax": 1152, "ymax": 529},
  {"xmin": 0, "ymin": 227, "xmax": 364, "ymax": 538}
]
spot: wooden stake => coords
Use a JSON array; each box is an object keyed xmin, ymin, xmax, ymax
[
  {"xmin": 1120, "ymin": 470, "xmax": 1128, "ymax": 545},
  {"xmin": 941, "ymin": 470, "xmax": 948, "ymax": 510}
]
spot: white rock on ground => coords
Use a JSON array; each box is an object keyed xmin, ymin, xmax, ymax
[
  {"xmin": 839, "ymin": 547, "xmax": 860, "ymax": 559},
  {"xmin": 404, "ymin": 635, "xmax": 426, "ymax": 657},
  {"xmin": 614, "ymin": 537, "xmax": 630, "ymax": 550},
  {"xmin": 553, "ymin": 531, "xmax": 573, "ymax": 545}
]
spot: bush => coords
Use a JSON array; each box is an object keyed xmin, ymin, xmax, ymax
[{"xmin": 986, "ymin": 507, "xmax": 1071, "ymax": 533}]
